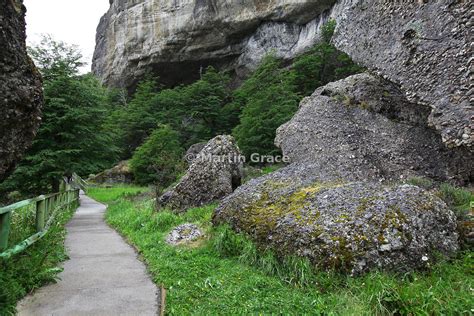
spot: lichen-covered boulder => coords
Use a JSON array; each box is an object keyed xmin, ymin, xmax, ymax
[
  {"xmin": 0, "ymin": 0, "xmax": 43, "ymax": 181},
  {"xmin": 213, "ymin": 168, "xmax": 459, "ymax": 274},
  {"xmin": 275, "ymin": 73, "xmax": 473, "ymax": 184},
  {"xmin": 88, "ymin": 161, "xmax": 134, "ymax": 184},
  {"xmin": 159, "ymin": 135, "xmax": 243, "ymax": 212}
]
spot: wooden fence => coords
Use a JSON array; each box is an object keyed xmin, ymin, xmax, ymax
[{"xmin": 0, "ymin": 174, "xmax": 86, "ymax": 259}]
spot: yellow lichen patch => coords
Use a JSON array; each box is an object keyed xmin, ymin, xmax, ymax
[
  {"xmin": 356, "ymin": 197, "xmax": 378, "ymax": 216},
  {"xmin": 238, "ymin": 182, "xmax": 343, "ymax": 241},
  {"xmin": 381, "ymin": 206, "xmax": 407, "ymax": 230}
]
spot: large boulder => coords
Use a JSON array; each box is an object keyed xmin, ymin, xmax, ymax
[
  {"xmin": 88, "ymin": 161, "xmax": 134, "ymax": 184},
  {"xmin": 159, "ymin": 135, "xmax": 243, "ymax": 212},
  {"xmin": 213, "ymin": 168, "xmax": 459, "ymax": 274},
  {"xmin": 0, "ymin": 0, "xmax": 43, "ymax": 182},
  {"xmin": 214, "ymin": 73, "xmax": 467, "ymax": 274},
  {"xmin": 276, "ymin": 73, "xmax": 473, "ymax": 184}
]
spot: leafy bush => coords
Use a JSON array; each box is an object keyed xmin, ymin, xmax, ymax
[{"xmin": 130, "ymin": 125, "xmax": 184, "ymax": 187}]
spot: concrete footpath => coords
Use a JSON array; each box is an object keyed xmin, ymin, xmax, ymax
[{"xmin": 17, "ymin": 193, "xmax": 159, "ymax": 316}]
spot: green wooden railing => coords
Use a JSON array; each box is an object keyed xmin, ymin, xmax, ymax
[
  {"xmin": 0, "ymin": 175, "xmax": 86, "ymax": 259},
  {"xmin": 72, "ymin": 172, "xmax": 88, "ymax": 193}
]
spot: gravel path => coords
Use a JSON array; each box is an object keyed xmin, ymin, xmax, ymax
[{"xmin": 17, "ymin": 193, "xmax": 159, "ymax": 316}]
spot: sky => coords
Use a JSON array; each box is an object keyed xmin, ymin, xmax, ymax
[{"xmin": 24, "ymin": 0, "xmax": 111, "ymax": 73}]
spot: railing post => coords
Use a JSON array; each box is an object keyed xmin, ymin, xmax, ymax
[
  {"xmin": 36, "ymin": 199, "xmax": 46, "ymax": 232},
  {"xmin": 0, "ymin": 212, "xmax": 11, "ymax": 251},
  {"xmin": 45, "ymin": 197, "xmax": 50, "ymax": 220},
  {"xmin": 59, "ymin": 181, "xmax": 66, "ymax": 192}
]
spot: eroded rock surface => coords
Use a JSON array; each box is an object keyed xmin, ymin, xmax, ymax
[
  {"xmin": 0, "ymin": 0, "xmax": 43, "ymax": 181},
  {"xmin": 276, "ymin": 73, "xmax": 473, "ymax": 184},
  {"xmin": 214, "ymin": 174, "xmax": 459, "ymax": 274},
  {"xmin": 159, "ymin": 135, "xmax": 243, "ymax": 212},
  {"xmin": 184, "ymin": 142, "xmax": 207, "ymax": 165},
  {"xmin": 214, "ymin": 73, "xmax": 467, "ymax": 273},
  {"xmin": 332, "ymin": 0, "xmax": 473, "ymax": 150}
]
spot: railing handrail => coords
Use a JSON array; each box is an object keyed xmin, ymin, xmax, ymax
[
  {"xmin": 0, "ymin": 173, "xmax": 88, "ymax": 259},
  {"xmin": 0, "ymin": 191, "xmax": 71, "ymax": 215},
  {"xmin": 72, "ymin": 172, "xmax": 88, "ymax": 192}
]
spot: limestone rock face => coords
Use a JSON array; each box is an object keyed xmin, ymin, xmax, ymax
[
  {"xmin": 159, "ymin": 135, "xmax": 243, "ymax": 212},
  {"xmin": 276, "ymin": 73, "xmax": 473, "ymax": 184},
  {"xmin": 214, "ymin": 176, "xmax": 459, "ymax": 274},
  {"xmin": 0, "ymin": 0, "xmax": 43, "ymax": 182},
  {"xmin": 332, "ymin": 0, "xmax": 473, "ymax": 151},
  {"xmin": 93, "ymin": 0, "xmax": 336, "ymax": 88}
]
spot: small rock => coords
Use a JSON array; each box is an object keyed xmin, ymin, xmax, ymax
[{"xmin": 166, "ymin": 224, "xmax": 203, "ymax": 245}]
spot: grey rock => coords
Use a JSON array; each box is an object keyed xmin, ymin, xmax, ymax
[
  {"xmin": 93, "ymin": 0, "xmax": 336, "ymax": 88},
  {"xmin": 0, "ymin": 0, "xmax": 43, "ymax": 181},
  {"xmin": 275, "ymin": 73, "xmax": 473, "ymax": 184},
  {"xmin": 166, "ymin": 223, "xmax": 203, "ymax": 245},
  {"xmin": 214, "ymin": 172, "xmax": 459, "ymax": 274},
  {"xmin": 184, "ymin": 142, "xmax": 207, "ymax": 165},
  {"xmin": 159, "ymin": 135, "xmax": 244, "ymax": 212},
  {"xmin": 332, "ymin": 0, "xmax": 474, "ymax": 150},
  {"xmin": 88, "ymin": 161, "xmax": 134, "ymax": 184}
]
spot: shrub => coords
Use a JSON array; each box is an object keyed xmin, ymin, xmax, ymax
[{"xmin": 130, "ymin": 125, "xmax": 184, "ymax": 187}]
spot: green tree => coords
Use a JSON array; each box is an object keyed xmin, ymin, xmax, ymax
[
  {"xmin": 177, "ymin": 67, "xmax": 232, "ymax": 147},
  {"xmin": 130, "ymin": 125, "xmax": 184, "ymax": 186},
  {"xmin": 233, "ymin": 55, "xmax": 300, "ymax": 157},
  {"xmin": 1, "ymin": 37, "xmax": 118, "ymax": 194},
  {"xmin": 291, "ymin": 20, "xmax": 364, "ymax": 96},
  {"xmin": 27, "ymin": 34, "xmax": 84, "ymax": 81},
  {"xmin": 107, "ymin": 79, "xmax": 159, "ymax": 158},
  {"xmin": 108, "ymin": 67, "xmax": 232, "ymax": 157}
]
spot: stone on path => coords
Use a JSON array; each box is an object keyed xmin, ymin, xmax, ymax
[{"xmin": 17, "ymin": 193, "xmax": 159, "ymax": 316}]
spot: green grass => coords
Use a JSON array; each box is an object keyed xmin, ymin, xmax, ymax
[
  {"xmin": 88, "ymin": 185, "xmax": 149, "ymax": 202},
  {"xmin": 90, "ymin": 187, "xmax": 474, "ymax": 315},
  {"xmin": 0, "ymin": 203, "xmax": 76, "ymax": 315}
]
